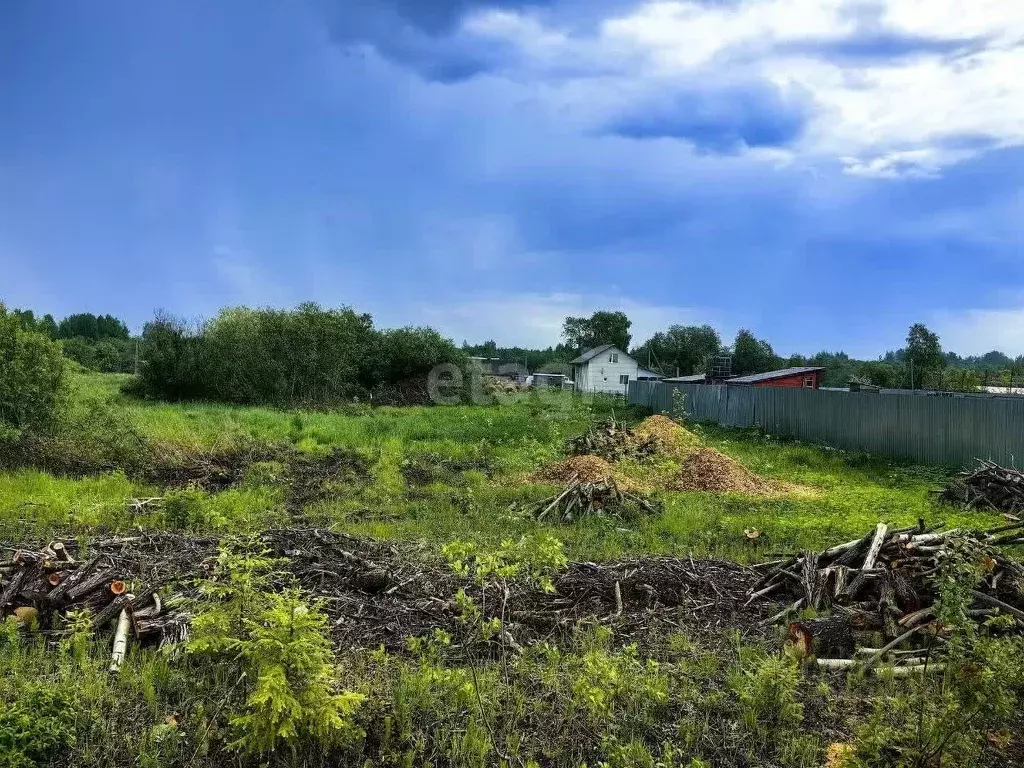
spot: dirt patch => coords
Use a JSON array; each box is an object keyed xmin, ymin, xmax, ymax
[
  {"xmin": 285, "ymin": 448, "xmax": 372, "ymax": 512},
  {"xmin": 401, "ymin": 453, "xmax": 493, "ymax": 487},
  {"xmin": 142, "ymin": 444, "xmax": 282, "ymax": 493},
  {"xmin": 670, "ymin": 447, "xmax": 797, "ymax": 496}
]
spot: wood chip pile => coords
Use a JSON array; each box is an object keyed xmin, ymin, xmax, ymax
[
  {"xmin": 671, "ymin": 447, "xmax": 789, "ymax": 496},
  {"xmin": 939, "ymin": 460, "xmax": 1024, "ymax": 513},
  {"xmin": 753, "ymin": 521, "xmax": 1024, "ymax": 670}
]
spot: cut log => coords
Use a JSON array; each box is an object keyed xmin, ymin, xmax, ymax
[
  {"xmin": 109, "ymin": 603, "xmax": 133, "ymax": 673},
  {"xmin": 970, "ymin": 590, "xmax": 1024, "ymax": 622},
  {"xmin": 815, "ymin": 658, "xmax": 946, "ymax": 676},
  {"xmin": 46, "ymin": 555, "xmax": 101, "ymax": 604},
  {"xmin": 91, "ymin": 594, "xmax": 130, "ymax": 631},
  {"xmin": 68, "ymin": 568, "xmax": 117, "ymax": 601},
  {"xmin": 0, "ymin": 568, "xmax": 27, "ymax": 610},
  {"xmin": 50, "ymin": 541, "xmax": 74, "ymax": 563},
  {"xmin": 862, "ymin": 523, "xmax": 888, "ymax": 572}
]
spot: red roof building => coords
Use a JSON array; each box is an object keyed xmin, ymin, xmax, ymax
[{"xmin": 726, "ymin": 366, "xmax": 825, "ymax": 389}]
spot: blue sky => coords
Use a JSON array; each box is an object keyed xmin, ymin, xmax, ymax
[{"xmin": 1, "ymin": 0, "xmax": 1022, "ymax": 358}]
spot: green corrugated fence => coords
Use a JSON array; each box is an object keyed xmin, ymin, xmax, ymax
[{"xmin": 628, "ymin": 381, "xmax": 1024, "ymax": 467}]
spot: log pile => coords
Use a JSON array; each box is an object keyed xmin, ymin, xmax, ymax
[
  {"xmin": 0, "ymin": 538, "xmax": 194, "ymax": 656},
  {"xmin": 532, "ymin": 477, "xmax": 661, "ymax": 523},
  {"xmin": 939, "ymin": 460, "xmax": 1024, "ymax": 513},
  {"xmin": 753, "ymin": 521, "xmax": 1024, "ymax": 668},
  {"xmin": 565, "ymin": 419, "xmax": 660, "ymax": 462}
]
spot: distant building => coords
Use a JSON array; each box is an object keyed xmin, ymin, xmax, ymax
[
  {"xmin": 663, "ymin": 374, "xmax": 707, "ymax": 384},
  {"xmin": 529, "ymin": 372, "xmax": 573, "ymax": 389},
  {"xmin": 569, "ymin": 344, "xmax": 659, "ymax": 394},
  {"xmin": 726, "ymin": 366, "xmax": 825, "ymax": 389},
  {"xmin": 468, "ymin": 357, "xmax": 528, "ymax": 381}
]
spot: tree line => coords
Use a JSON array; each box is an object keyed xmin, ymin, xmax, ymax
[
  {"xmin": 470, "ymin": 310, "xmax": 1024, "ymax": 392},
  {"xmin": 135, "ymin": 304, "xmax": 465, "ymax": 405},
  {"xmin": 6, "ymin": 300, "xmax": 1024, "ymax": 421},
  {"xmin": 8, "ymin": 308, "xmax": 136, "ymax": 373}
]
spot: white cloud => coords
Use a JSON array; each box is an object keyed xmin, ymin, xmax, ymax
[
  {"xmin": 457, "ymin": 0, "xmax": 1024, "ymax": 177},
  {"xmin": 933, "ymin": 308, "xmax": 1024, "ymax": 357},
  {"xmin": 412, "ymin": 292, "xmax": 717, "ymax": 348}
]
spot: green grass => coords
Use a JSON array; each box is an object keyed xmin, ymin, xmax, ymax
[
  {"xmin": 1, "ymin": 372, "xmax": 1004, "ymax": 559},
  {"xmin": 3, "ymin": 373, "xmax": 1021, "ymax": 768}
]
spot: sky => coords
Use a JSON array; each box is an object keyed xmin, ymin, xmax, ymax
[{"xmin": 1, "ymin": 0, "xmax": 1022, "ymax": 358}]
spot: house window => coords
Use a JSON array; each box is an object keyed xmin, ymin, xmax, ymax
[
  {"xmin": 803, "ymin": 376, "xmax": 815, "ymax": 388},
  {"xmin": 609, "ymin": 353, "xmax": 619, "ymax": 363},
  {"xmin": 619, "ymin": 374, "xmax": 630, "ymax": 385}
]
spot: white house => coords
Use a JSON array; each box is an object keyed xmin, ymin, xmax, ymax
[{"xmin": 569, "ymin": 344, "xmax": 661, "ymax": 394}]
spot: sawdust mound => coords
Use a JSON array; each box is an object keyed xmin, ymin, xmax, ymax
[
  {"xmin": 632, "ymin": 415, "xmax": 701, "ymax": 457},
  {"xmin": 671, "ymin": 447, "xmax": 790, "ymax": 496},
  {"xmin": 535, "ymin": 455, "xmax": 641, "ymax": 492}
]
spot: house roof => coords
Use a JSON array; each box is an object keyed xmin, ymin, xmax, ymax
[
  {"xmin": 727, "ymin": 366, "xmax": 826, "ymax": 385},
  {"xmin": 636, "ymin": 368, "xmax": 663, "ymax": 379},
  {"xmin": 569, "ymin": 343, "xmax": 618, "ymax": 365},
  {"xmin": 664, "ymin": 374, "xmax": 706, "ymax": 383}
]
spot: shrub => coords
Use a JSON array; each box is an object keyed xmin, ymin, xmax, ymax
[
  {"xmin": 133, "ymin": 312, "xmax": 209, "ymax": 401},
  {"xmin": 134, "ymin": 303, "xmax": 468, "ymax": 406},
  {"xmin": 0, "ymin": 305, "xmax": 67, "ymax": 431},
  {"xmin": 189, "ymin": 543, "xmax": 364, "ymax": 755},
  {"xmin": 0, "ymin": 685, "xmax": 75, "ymax": 768}
]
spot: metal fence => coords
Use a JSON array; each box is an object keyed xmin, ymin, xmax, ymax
[{"xmin": 628, "ymin": 381, "xmax": 1024, "ymax": 467}]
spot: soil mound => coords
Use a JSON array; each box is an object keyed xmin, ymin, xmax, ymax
[
  {"xmin": 671, "ymin": 447, "xmax": 789, "ymax": 495},
  {"xmin": 632, "ymin": 415, "xmax": 701, "ymax": 457}
]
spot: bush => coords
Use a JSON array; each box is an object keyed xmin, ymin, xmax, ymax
[
  {"xmin": 0, "ymin": 305, "xmax": 67, "ymax": 431},
  {"xmin": 188, "ymin": 544, "xmax": 364, "ymax": 755},
  {"xmin": 0, "ymin": 684, "xmax": 75, "ymax": 768},
  {"xmin": 134, "ymin": 303, "xmax": 468, "ymax": 406}
]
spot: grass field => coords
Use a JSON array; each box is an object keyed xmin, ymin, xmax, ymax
[
  {"xmin": 1, "ymin": 373, "xmax": 1021, "ymax": 768},
  {"xmin": 0, "ymin": 373, "xmax": 997, "ymax": 555}
]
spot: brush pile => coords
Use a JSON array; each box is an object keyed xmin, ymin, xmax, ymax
[
  {"xmin": 564, "ymin": 419, "xmax": 661, "ymax": 462},
  {"xmin": 0, "ymin": 536, "xmax": 195, "ymax": 659},
  {"xmin": 3, "ymin": 529, "xmax": 776, "ymax": 655},
  {"xmin": 532, "ymin": 477, "xmax": 661, "ymax": 523},
  {"xmin": 754, "ymin": 521, "xmax": 1024, "ymax": 667},
  {"xmin": 939, "ymin": 460, "xmax": 1024, "ymax": 513}
]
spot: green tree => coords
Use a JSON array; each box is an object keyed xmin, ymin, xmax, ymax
[
  {"xmin": 56, "ymin": 312, "xmax": 129, "ymax": 341},
  {"xmin": 11, "ymin": 309, "xmax": 36, "ymax": 331},
  {"xmin": 858, "ymin": 360, "xmax": 904, "ymax": 388},
  {"xmin": 562, "ymin": 311, "xmax": 632, "ymax": 354},
  {"xmin": 37, "ymin": 314, "xmax": 58, "ymax": 339},
  {"xmin": 189, "ymin": 545, "xmax": 364, "ymax": 755},
  {"xmin": 632, "ymin": 325, "xmax": 721, "ymax": 376},
  {"xmin": 0, "ymin": 305, "xmax": 67, "ymax": 430},
  {"xmin": 731, "ymin": 329, "xmax": 778, "ymax": 375},
  {"xmin": 906, "ymin": 323, "xmax": 945, "ymax": 388}
]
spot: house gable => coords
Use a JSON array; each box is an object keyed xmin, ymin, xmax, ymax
[{"xmin": 571, "ymin": 346, "xmax": 639, "ymax": 393}]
